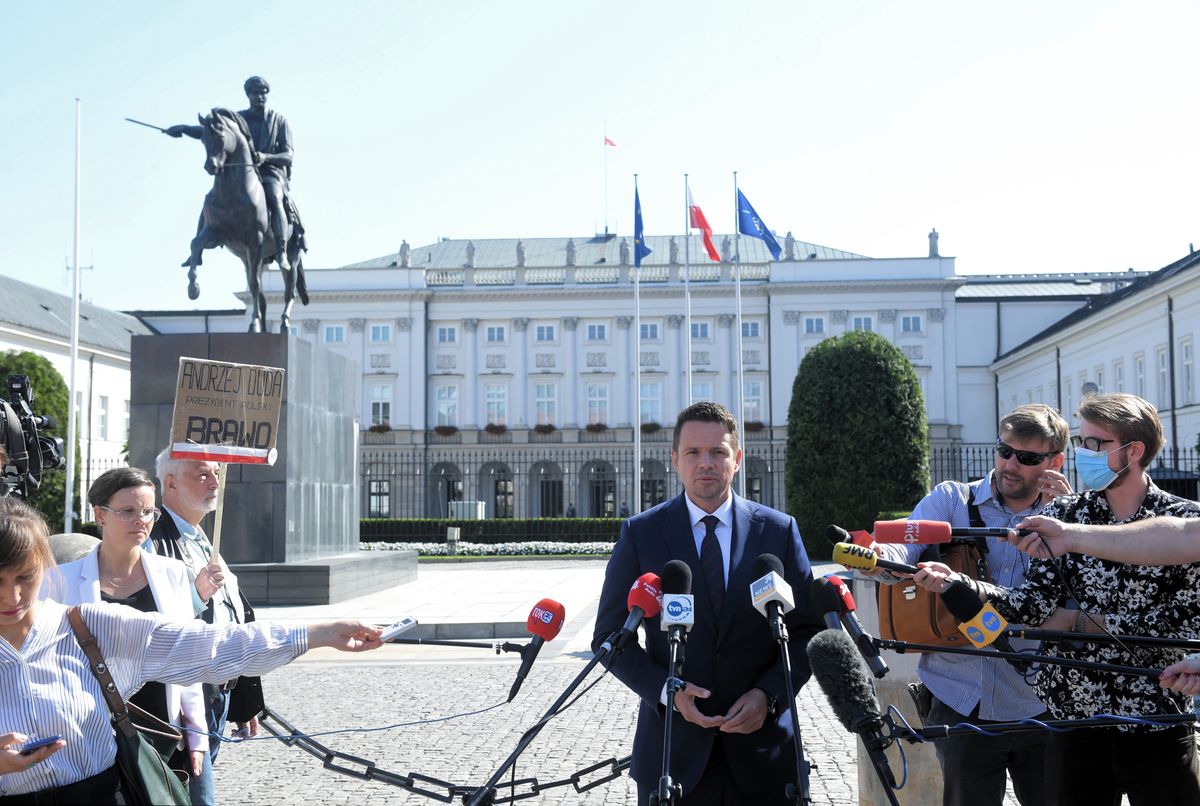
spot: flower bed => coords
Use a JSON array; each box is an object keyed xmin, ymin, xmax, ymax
[{"xmin": 361, "ymin": 540, "xmax": 614, "ymax": 556}]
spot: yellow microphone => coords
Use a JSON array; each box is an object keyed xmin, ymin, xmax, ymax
[{"xmin": 833, "ymin": 542, "xmax": 921, "ymax": 575}]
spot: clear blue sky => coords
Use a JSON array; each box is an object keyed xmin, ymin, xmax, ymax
[{"xmin": 4, "ymin": 1, "xmax": 1200, "ymax": 312}]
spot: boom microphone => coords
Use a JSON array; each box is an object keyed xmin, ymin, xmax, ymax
[
  {"xmin": 874, "ymin": 519, "xmax": 1031, "ymax": 544},
  {"xmin": 940, "ymin": 581, "xmax": 1029, "ymax": 671},
  {"xmin": 834, "ymin": 542, "xmax": 920, "ymax": 576},
  {"xmin": 508, "ymin": 598, "xmax": 566, "ymax": 702},
  {"xmin": 826, "ymin": 575, "xmax": 888, "ymax": 679},
  {"xmin": 806, "ymin": 629, "xmax": 899, "ymax": 801}
]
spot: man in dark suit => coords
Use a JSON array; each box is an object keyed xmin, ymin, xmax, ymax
[
  {"xmin": 593, "ymin": 402, "xmax": 822, "ymax": 804},
  {"xmin": 147, "ymin": 446, "xmax": 265, "ymax": 805}
]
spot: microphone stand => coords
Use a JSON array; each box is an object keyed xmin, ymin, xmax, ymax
[
  {"xmin": 651, "ymin": 627, "xmax": 687, "ymax": 806},
  {"xmin": 874, "ymin": 638, "xmax": 1162, "ymax": 679},
  {"xmin": 766, "ymin": 605, "xmax": 811, "ymax": 805},
  {"xmin": 1005, "ymin": 628, "xmax": 1200, "ymax": 651},
  {"xmin": 391, "ymin": 637, "xmax": 526, "ymax": 654},
  {"xmin": 890, "ymin": 711, "xmax": 1196, "ymax": 743},
  {"xmin": 464, "ymin": 630, "xmax": 622, "ymax": 806}
]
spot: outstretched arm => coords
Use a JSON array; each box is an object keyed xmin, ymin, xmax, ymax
[
  {"xmin": 165, "ymin": 125, "xmax": 203, "ymax": 139},
  {"xmin": 1011, "ymin": 515, "xmax": 1200, "ymax": 565}
]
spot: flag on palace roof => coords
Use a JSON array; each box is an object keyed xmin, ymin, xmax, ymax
[
  {"xmin": 687, "ymin": 189, "xmax": 721, "ymax": 262},
  {"xmin": 634, "ymin": 187, "xmax": 652, "ymax": 267},
  {"xmin": 604, "ymin": 135, "xmax": 616, "ymax": 147},
  {"xmin": 736, "ymin": 189, "xmax": 782, "ymax": 261}
]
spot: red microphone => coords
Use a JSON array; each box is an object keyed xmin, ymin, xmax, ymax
[
  {"xmin": 508, "ymin": 598, "xmax": 566, "ymax": 702},
  {"xmin": 605, "ymin": 572, "xmax": 661, "ymax": 653},
  {"xmin": 824, "ymin": 574, "xmax": 888, "ymax": 678},
  {"xmin": 825, "ymin": 574, "xmax": 857, "ymax": 612},
  {"xmin": 874, "ymin": 519, "xmax": 1030, "ymax": 544}
]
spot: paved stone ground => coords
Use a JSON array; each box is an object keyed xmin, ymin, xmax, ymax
[{"xmin": 211, "ymin": 656, "xmax": 861, "ymax": 805}]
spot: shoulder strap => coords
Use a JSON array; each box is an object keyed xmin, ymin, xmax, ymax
[
  {"xmin": 966, "ymin": 486, "xmax": 986, "ymax": 528},
  {"xmin": 66, "ymin": 607, "xmax": 181, "ymax": 744}
]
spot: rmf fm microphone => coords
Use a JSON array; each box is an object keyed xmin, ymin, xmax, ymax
[
  {"xmin": 507, "ymin": 598, "xmax": 566, "ymax": 702},
  {"xmin": 833, "ymin": 542, "xmax": 921, "ymax": 576},
  {"xmin": 874, "ymin": 519, "xmax": 1032, "ymax": 544},
  {"xmin": 660, "ymin": 560, "xmax": 695, "ymax": 635}
]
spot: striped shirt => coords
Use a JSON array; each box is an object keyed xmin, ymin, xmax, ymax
[
  {"xmin": 874, "ymin": 474, "xmax": 1048, "ymax": 721},
  {"xmin": 0, "ymin": 600, "xmax": 306, "ymax": 797}
]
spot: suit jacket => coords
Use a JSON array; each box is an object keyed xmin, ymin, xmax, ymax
[
  {"xmin": 148, "ymin": 511, "xmax": 265, "ymax": 723},
  {"xmin": 53, "ymin": 546, "xmax": 210, "ymax": 752},
  {"xmin": 592, "ymin": 492, "xmax": 822, "ymax": 796}
]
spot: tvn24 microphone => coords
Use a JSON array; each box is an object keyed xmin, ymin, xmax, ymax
[
  {"xmin": 806, "ymin": 629, "xmax": 899, "ymax": 802},
  {"xmin": 660, "ymin": 560, "xmax": 695, "ymax": 637},
  {"xmin": 939, "ymin": 581, "xmax": 1030, "ymax": 672},
  {"xmin": 508, "ymin": 598, "xmax": 566, "ymax": 702},
  {"xmin": 826, "ymin": 574, "xmax": 889, "ymax": 679},
  {"xmin": 874, "ymin": 519, "xmax": 1032, "ymax": 544},
  {"xmin": 833, "ymin": 542, "xmax": 921, "ymax": 576}
]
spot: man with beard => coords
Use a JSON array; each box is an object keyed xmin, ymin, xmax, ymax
[
  {"xmin": 919, "ymin": 394, "xmax": 1200, "ymax": 805},
  {"xmin": 146, "ymin": 447, "xmax": 264, "ymax": 806},
  {"xmin": 869, "ymin": 404, "xmax": 1072, "ymax": 806}
]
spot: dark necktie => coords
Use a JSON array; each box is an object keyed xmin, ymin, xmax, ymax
[{"xmin": 700, "ymin": 515, "xmax": 725, "ymax": 618}]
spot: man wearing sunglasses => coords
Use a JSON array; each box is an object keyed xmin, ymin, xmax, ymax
[
  {"xmin": 920, "ymin": 394, "xmax": 1200, "ymax": 805},
  {"xmin": 868, "ymin": 404, "xmax": 1070, "ymax": 806}
]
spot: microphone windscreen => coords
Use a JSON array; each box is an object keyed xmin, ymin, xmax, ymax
[
  {"xmin": 627, "ymin": 572, "xmax": 663, "ymax": 617},
  {"xmin": 808, "ymin": 576, "xmax": 843, "ymax": 617},
  {"xmin": 826, "ymin": 574, "xmax": 857, "ymax": 613},
  {"xmin": 825, "ymin": 524, "xmax": 852, "ymax": 545},
  {"xmin": 806, "ymin": 628, "xmax": 884, "ymax": 733},
  {"xmin": 753, "ymin": 553, "xmax": 785, "ymax": 579},
  {"xmin": 833, "ymin": 542, "xmax": 878, "ymax": 571},
  {"xmin": 527, "ymin": 598, "xmax": 566, "ymax": 640},
  {"xmin": 661, "ymin": 560, "xmax": 693, "ymax": 595},
  {"xmin": 940, "ymin": 580, "xmax": 983, "ymax": 623},
  {"xmin": 874, "ymin": 519, "xmax": 952, "ymax": 544}
]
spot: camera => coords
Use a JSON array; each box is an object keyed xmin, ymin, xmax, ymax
[{"xmin": 0, "ymin": 375, "xmax": 66, "ymax": 498}]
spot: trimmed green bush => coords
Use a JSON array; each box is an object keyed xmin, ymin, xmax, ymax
[
  {"xmin": 785, "ymin": 331, "xmax": 929, "ymax": 560},
  {"xmin": 360, "ymin": 517, "xmax": 621, "ymax": 544}
]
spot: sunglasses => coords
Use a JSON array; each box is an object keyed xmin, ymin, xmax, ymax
[{"xmin": 995, "ymin": 441, "xmax": 1055, "ymax": 466}]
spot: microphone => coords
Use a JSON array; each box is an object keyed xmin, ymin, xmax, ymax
[
  {"xmin": 660, "ymin": 560, "xmax": 695, "ymax": 636},
  {"xmin": 807, "ymin": 573, "xmax": 844, "ymax": 632},
  {"xmin": 833, "ymin": 542, "xmax": 920, "ymax": 576},
  {"xmin": 826, "ymin": 575, "xmax": 889, "ymax": 679},
  {"xmin": 826, "ymin": 524, "xmax": 873, "ymax": 547},
  {"xmin": 874, "ymin": 519, "xmax": 1031, "ymax": 544},
  {"xmin": 604, "ymin": 572, "xmax": 663, "ymax": 654},
  {"xmin": 940, "ymin": 581, "xmax": 1029, "ymax": 671},
  {"xmin": 750, "ymin": 553, "xmax": 795, "ymax": 618},
  {"xmin": 806, "ymin": 629, "xmax": 898, "ymax": 797},
  {"xmin": 508, "ymin": 598, "xmax": 566, "ymax": 702}
]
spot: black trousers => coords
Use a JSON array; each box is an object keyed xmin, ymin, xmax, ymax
[
  {"xmin": 636, "ymin": 737, "xmax": 793, "ymax": 806},
  {"xmin": 928, "ymin": 696, "xmax": 1048, "ymax": 806},
  {"xmin": 1045, "ymin": 724, "xmax": 1200, "ymax": 806},
  {"xmin": 0, "ymin": 766, "xmax": 123, "ymax": 806}
]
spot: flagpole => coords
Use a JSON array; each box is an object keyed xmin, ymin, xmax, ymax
[
  {"xmin": 683, "ymin": 174, "xmax": 693, "ymax": 404},
  {"xmin": 65, "ymin": 98, "xmax": 82, "ymax": 534},
  {"xmin": 633, "ymin": 175, "xmax": 643, "ymax": 514},
  {"xmin": 603, "ymin": 124, "xmax": 609, "ymax": 236},
  {"xmin": 733, "ymin": 171, "xmax": 746, "ymax": 498}
]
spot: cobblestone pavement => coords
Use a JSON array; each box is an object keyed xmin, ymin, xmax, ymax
[{"xmin": 211, "ymin": 654, "xmax": 861, "ymax": 805}]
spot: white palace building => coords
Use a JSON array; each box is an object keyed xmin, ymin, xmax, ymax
[{"xmin": 6, "ymin": 229, "xmax": 1198, "ymax": 519}]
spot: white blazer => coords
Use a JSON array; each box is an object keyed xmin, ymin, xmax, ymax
[{"xmin": 52, "ymin": 546, "xmax": 209, "ymax": 752}]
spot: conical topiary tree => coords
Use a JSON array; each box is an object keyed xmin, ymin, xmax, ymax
[{"xmin": 785, "ymin": 331, "xmax": 929, "ymax": 560}]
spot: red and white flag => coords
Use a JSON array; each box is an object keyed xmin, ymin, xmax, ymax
[
  {"xmin": 604, "ymin": 135, "xmax": 616, "ymax": 147},
  {"xmin": 687, "ymin": 189, "xmax": 721, "ymax": 262}
]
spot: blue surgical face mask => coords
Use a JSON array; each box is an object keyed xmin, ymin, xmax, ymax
[{"xmin": 1074, "ymin": 443, "xmax": 1131, "ymax": 491}]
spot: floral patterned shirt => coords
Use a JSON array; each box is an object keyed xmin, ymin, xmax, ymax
[{"xmin": 982, "ymin": 481, "xmax": 1200, "ymax": 729}]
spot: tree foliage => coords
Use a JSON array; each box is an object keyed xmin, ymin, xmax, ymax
[
  {"xmin": 0, "ymin": 351, "xmax": 76, "ymax": 529},
  {"xmin": 785, "ymin": 331, "xmax": 929, "ymax": 560}
]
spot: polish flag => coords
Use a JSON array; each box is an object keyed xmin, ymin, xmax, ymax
[
  {"xmin": 604, "ymin": 136, "xmax": 616, "ymax": 147},
  {"xmin": 687, "ymin": 190, "xmax": 721, "ymax": 262}
]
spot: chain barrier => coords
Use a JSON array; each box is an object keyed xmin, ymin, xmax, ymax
[{"xmin": 259, "ymin": 707, "xmax": 631, "ymax": 803}]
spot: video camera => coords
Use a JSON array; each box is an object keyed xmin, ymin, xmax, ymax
[{"xmin": 0, "ymin": 375, "xmax": 66, "ymax": 498}]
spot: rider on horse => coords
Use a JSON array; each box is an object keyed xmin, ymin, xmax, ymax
[{"xmin": 165, "ymin": 76, "xmax": 306, "ymax": 274}]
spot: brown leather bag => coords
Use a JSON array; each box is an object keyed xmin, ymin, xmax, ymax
[{"xmin": 876, "ymin": 488, "xmax": 992, "ymax": 650}]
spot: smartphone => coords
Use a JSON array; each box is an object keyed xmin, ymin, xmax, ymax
[
  {"xmin": 380, "ymin": 616, "xmax": 419, "ymax": 642},
  {"xmin": 20, "ymin": 736, "xmax": 62, "ymax": 755}
]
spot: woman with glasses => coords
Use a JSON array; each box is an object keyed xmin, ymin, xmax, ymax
[{"xmin": 51, "ymin": 467, "xmax": 213, "ymax": 799}]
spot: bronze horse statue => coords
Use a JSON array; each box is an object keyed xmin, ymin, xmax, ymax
[{"xmin": 186, "ymin": 108, "xmax": 308, "ymax": 332}]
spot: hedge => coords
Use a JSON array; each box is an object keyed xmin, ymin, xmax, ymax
[{"xmin": 360, "ymin": 517, "xmax": 622, "ymax": 544}]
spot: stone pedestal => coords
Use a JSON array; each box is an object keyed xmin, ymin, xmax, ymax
[
  {"xmin": 129, "ymin": 333, "xmax": 416, "ymax": 604},
  {"xmin": 852, "ymin": 577, "xmax": 943, "ymax": 805}
]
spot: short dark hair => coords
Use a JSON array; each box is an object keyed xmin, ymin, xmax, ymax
[
  {"xmin": 87, "ymin": 467, "xmax": 156, "ymax": 509},
  {"xmin": 1077, "ymin": 393, "xmax": 1165, "ymax": 469},
  {"xmin": 672, "ymin": 401, "xmax": 739, "ymax": 452},
  {"xmin": 999, "ymin": 404, "xmax": 1069, "ymax": 453}
]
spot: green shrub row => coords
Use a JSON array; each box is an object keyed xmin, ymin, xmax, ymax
[{"xmin": 360, "ymin": 517, "xmax": 622, "ymax": 544}]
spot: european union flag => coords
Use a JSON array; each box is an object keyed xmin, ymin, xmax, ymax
[
  {"xmin": 736, "ymin": 189, "xmax": 782, "ymax": 261},
  {"xmin": 634, "ymin": 188, "xmax": 652, "ymax": 268}
]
